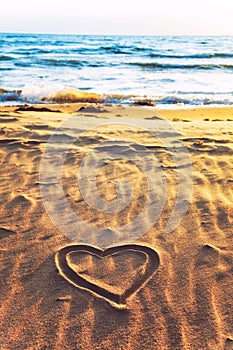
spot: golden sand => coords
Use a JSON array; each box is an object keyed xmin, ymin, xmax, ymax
[{"xmin": 0, "ymin": 104, "xmax": 232, "ymax": 349}]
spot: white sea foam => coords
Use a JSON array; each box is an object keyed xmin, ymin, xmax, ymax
[
  {"xmin": 21, "ymin": 83, "xmax": 103, "ymax": 103},
  {"xmin": 21, "ymin": 83, "xmax": 66, "ymax": 103}
]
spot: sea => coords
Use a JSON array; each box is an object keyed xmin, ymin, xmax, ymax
[{"xmin": 0, "ymin": 33, "xmax": 233, "ymax": 107}]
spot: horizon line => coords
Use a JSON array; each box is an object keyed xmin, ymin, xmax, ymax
[{"xmin": 1, "ymin": 31, "xmax": 232, "ymax": 37}]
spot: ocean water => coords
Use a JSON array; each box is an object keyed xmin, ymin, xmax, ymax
[{"xmin": 0, "ymin": 33, "xmax": 233, "ymax": 106}]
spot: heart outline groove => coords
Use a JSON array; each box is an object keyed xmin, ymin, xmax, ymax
[{"xmin": 55, "ymin": 244, "xmax": 160, "ymax": 308}]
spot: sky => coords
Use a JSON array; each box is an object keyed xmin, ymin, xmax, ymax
[{"xmin": 0, "ymin": 0, "xmax": 233, "ymax": 35}]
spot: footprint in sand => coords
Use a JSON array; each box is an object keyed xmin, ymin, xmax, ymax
[
  {"xmin": 224, "ymin": 338, "xmax": 233, "ymax": 350},
  {"xmin": 7, "ymin": 194, "xmax": 35, "ymax": 209},
  {"xmin": 0, "ymin": 227, "xmax": 16, "ymax": 240},
  {"xmin": 195, "ymin": 243, "xmax": 233, "ymax": 278},
  {"xmin": 195, "ymin": 244, "xmax": 220, "ymax": 269}
]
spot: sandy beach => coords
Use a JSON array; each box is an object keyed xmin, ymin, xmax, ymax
[{"xmin": 0, "ymin": 104, "xmax": 233, "ymax": 349}]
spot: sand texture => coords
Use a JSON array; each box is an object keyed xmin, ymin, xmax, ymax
[{"xmin": 0, "ymin": 104, "xmax": 233, "ymax": 350}]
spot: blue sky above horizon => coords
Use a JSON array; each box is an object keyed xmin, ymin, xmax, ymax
[{"xmin": 1, "ymin": 0, "xmax": 233, "ymax": 35}]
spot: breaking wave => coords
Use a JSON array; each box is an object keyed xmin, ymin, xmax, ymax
[{"xmin": 1, "ymin": 85, "xmax": 233, "ymax": 106}]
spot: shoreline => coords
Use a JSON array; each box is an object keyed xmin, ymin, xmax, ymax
[{"xmin": 1, "ymin": 103, "xmax": 233, "ymax": 121}]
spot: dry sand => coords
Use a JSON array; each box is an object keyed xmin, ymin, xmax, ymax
[{"xmin": 0, "ymin": 104, "xmax": 233, "ymax": 349}]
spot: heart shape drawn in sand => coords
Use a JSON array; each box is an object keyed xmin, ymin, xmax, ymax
[{"xmin": 55, "ymin": 244, "xmax": 160, "ymax": 307}]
